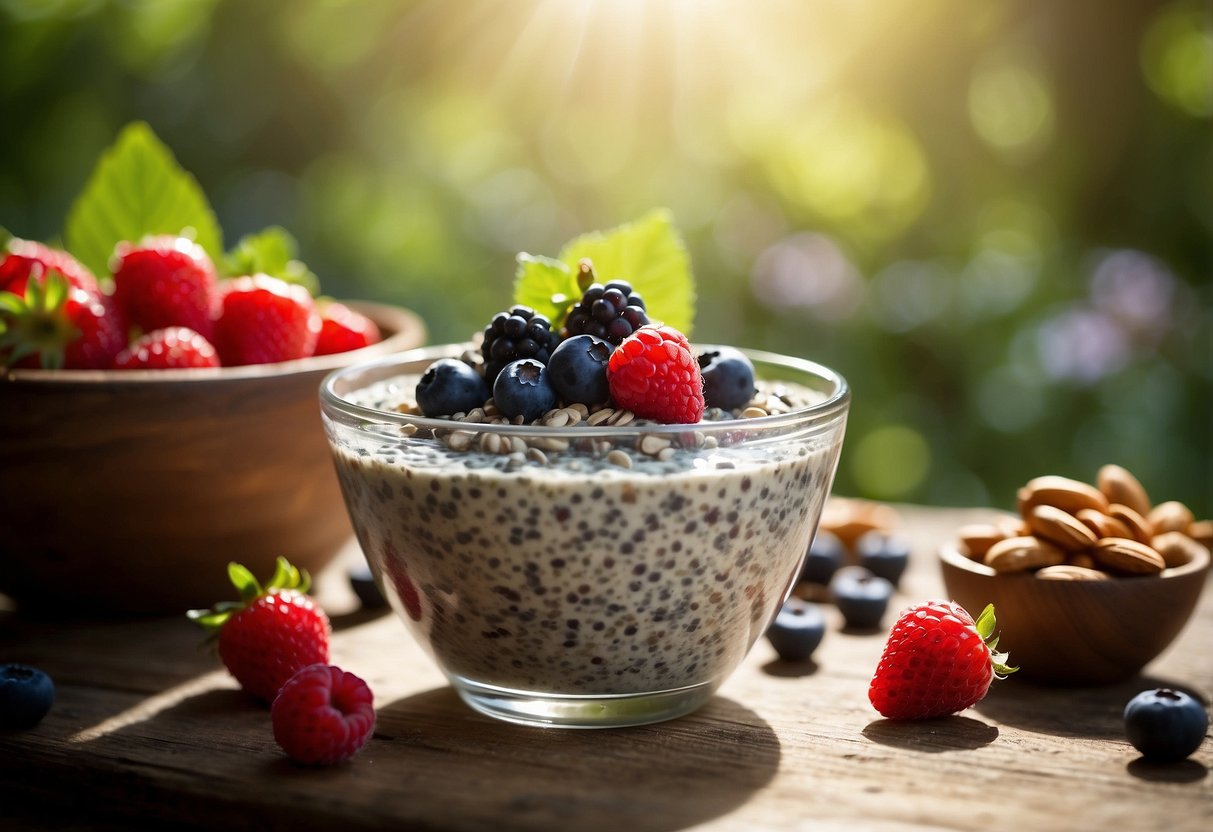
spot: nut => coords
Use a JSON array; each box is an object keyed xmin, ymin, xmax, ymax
[
  {"xmin": 1147, "ymin": 500, "xmax": 1194, "ymax": 535},
  {"xmin": 1075, "ymin": 508, "xmax": 1132, "ymax": 541},
  {"xmin": 983, "ymin": 535, "xmax": 1066, "ymax": 574},
  {"xmin": 1106, "ymin": 503, "xmax": 1154, "ymax": 545},
  {"xmin": 1018, "ymin": 475, "xmax": 1109, "ymax": 517},
  {"xmin": 1096, "ymin": 464, "xmax": 1152, "ymax": 518},
  {"xmin": 1066, "ymin": 551, "xmax": 1098, "ymax": 570},
  {"xmin": 1091, "ymin": 537, "xmax": 1165, "ymax": 576},
  {"xmin": 820, "ymin": 498, "xmax": 901, "ymax": 549},
  {"xmin": 1026, "ymin": 505, "xmax": 1099, "ymax": 552},
  {"xmin": 1036, "ymin": 564, "xmax": 1111, "ymax": 581},
  {"xmin": 957, "ymin": 523, "xmax": 1010, "ymax": 559},
  {"xmin": 1189, "ymin": 519, "xmax": 1213, "ymax": 549},
  {"xmin": 1151, "ymin": 531, "xmax": 1207, "ymax": 569}
]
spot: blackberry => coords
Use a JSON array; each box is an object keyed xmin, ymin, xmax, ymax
[
  {"xmin": 481, "ymin": 305, "xmax": 560, "ymax": 385},
  {"xmin": 561, "ymin": 260, "xmax": 649, "ymax": 345}
]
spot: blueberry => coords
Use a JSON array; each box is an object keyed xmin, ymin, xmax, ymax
[
  {"xmin": 855, "ymin": 530, "xmax": 911, "ymax": 588},
  {"xmin": 766, "ymin": 597, "xmax": 826, "ymax": 661},
  {"xmin": 546, "ymin": 334, "xmax": 612, "ymax": 406},
  {"xmin": 698, "ymin": 347, "xmax": 756, "ymax": 411},
  {"xmin": 348, "ymin": 560, "xmax": 387, "ymax": 610},
  {"xmin": 829, "ymin": 566, "xmax": 893, "ymax": 630},
  {"xmin": 0, "ymin": 663, "xmax": 54, "ymax": 729},
  {"xmin": 493, "ymin": 358, "xmax": 557, "ymax": 422},
  {"xmin": 415, "ymin": 358, "xmax": 489, "ymax": 417},
  {"xmin": 1124, "ymin": 688, "xmax": 1208, "ymax": 762},
  {"xmin": 801, "ymin": 529, "xmax": 846, "ymax": 585}
]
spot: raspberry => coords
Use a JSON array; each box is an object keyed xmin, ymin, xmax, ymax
[
  {"xmin": 562, "ymin": 261, "xmax": 649, "ymax": 346},
  {"xmin": 480, "ymin": 305, "xmax": 559, "ymax": 385},
  {"xmin": 606, "ymin": 324, "xmax": 705, "ymax": 424},
  {"xmin": 271, "ymin": 664, "xmax": 375, "ymax": 765}
]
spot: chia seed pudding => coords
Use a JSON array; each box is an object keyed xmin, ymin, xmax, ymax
[{"xmin": 322, "ymin": 347, "xmax": 848, "ymax": 706}]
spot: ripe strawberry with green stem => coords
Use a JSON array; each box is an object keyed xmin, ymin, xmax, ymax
[
  {"xmin": 0, "ymin": 238, "xmax": 99, "ymax": 298},
  {"xmin": 111, "ymin": 235, "xmax": 219, "ymax": 339},
  {"xmin": 188, "ymin": 557, "xmax": 331, "ymax": 703},
  {"xmin": 0, "ymin": 270, "xmax": 127, "ymax": 370},
  {"xmin": 868, "ymin": 600, "xmax": 1015, "ymax": 720},
  {"xmin": 212, "ymin": 274, "xmax": 321, "ymax": 366},
  {"xmin": 314, "ymin": 300, "xmax": 381, "ymax": 356}
]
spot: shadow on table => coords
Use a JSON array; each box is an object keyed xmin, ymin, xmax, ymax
[
  {"xmin": 862, "ymin": 715, "xmax": 999, "ymax": 752},
  {"xmin": 1126, "ymin": 757, "xmax": 1208, "ymax": 783},
  {"xmin": 369, "ymin": 686, "xmax": 782, "ymax": 832}
]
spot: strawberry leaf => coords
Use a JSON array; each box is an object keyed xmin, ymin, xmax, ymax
[
  {"xmin": 227, "ymin": 562, "xmax": 262, "ymax": 601},
  {"xmin": 64, "ymin": 121, "xmax": 223, "ymax": 280},
  {"xmin": 0, "ymin": 225, "xmax": 10, "ymax": 250},
  {"xmin": 974, "ymin": 603, "xmax": 997, "ymax": 640},
  {"xmin": 224, "ymin": 226, "xmax": 319, "ymax": 295}
]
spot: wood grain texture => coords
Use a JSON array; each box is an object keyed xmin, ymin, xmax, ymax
[{"xmin": 1, "ymin": 506, "xmax": 1209, "ymax": 831}]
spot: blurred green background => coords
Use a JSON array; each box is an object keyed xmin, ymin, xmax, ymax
[{"xmin": 2, "ymin": 0, "xmax": 1210, "ymax": 516}]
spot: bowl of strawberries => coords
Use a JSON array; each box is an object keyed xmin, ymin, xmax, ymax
[{"xmin": 0, "ymin": 234, "xmax": 425, "ymax": 615}]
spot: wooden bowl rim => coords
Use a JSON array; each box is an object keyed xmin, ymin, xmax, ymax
[
  {"xmin": 0, "ymin": 300, "xmax": 425, "ymax": 385},
  {"xmin": 939, "ymin": 539, "xmax": 1210, "ymax": 581}
]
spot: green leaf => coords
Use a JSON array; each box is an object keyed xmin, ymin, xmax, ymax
[
  {"xmin": 223, "ymin": 226, "xmax": 320, "ymax": 295},
  {"xmin": 0, "ymin": 225, "xmax": 11, "ymax": 251},
  {"xmin": 63, "ymin": 121, "xmax": 223, "ymax": 279},
  {"xmin": 512, "ymin": 253, "xmax": 578, "ymax": 323},
  {"xmin": 974, "ymin": 603, "xmax": 996, "ymax": 640},
  {"xmin": 227, "ymin": 562, "xmax": 262, "ymax": 602}
]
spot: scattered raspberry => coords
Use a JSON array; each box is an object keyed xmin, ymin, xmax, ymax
[
  {"xmin": 606, "ymin": 324, "xmax": 705, "ymax": 424},
  {"xmin": 212, "ymin": 274, "xmax": 321, "ymax": 366},
  {"xmin": 111, "ymin": 235, "xmax": 219, "ymax": 339},
  {"xmin": 112, "ymin": 326, "xmax": 220, "ymax": 369},
  {"xmin": 313, "ymin": 301, "xmax": 382, "ymax": 356},
  {"xmin": 188, "ymin": 557, "xmax": 331, "ymax": 703},
  {"xmin": 0, "ymin": 272, "xmax": 127, "ymax": 370},
  {"xmin": 0, "ymin": 238, "xmax": 99, "ymax": 298},
  {"xmin": 271, "ymin": 664, "xmax": 375, "ymax": 765},
  {"xmin": 868, "ymin": 600, "xmax": 1015, "ymax": 720}
]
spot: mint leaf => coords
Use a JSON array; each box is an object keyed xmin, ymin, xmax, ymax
[
  {"xmin": 223, "ymin": 226, "xmax": 319, "ymax": 295},
  {"xmin": 512, "ymin": 253, "xmax": 579, "ymax": 323},
  {"xmin": 63, "ymin": 121, "xmax": 223, "ymax": 279}
]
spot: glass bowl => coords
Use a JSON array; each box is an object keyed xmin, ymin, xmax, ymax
[{"xmin": 320, "ymin": 343, "xmax": 849, "ymax": 727}]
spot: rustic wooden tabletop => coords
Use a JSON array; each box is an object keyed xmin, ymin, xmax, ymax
[{"xmin": 2, "ymin": 505, "xmax": 1210, "ymax": 831}]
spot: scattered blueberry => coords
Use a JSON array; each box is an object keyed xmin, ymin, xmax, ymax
[
  {"xmin": 766, "ymin": 597, "xmax": 826, "ymax": 661},
  {"xmin": 1123, "ymin": 688, "xmax": 1208, "ymax": 762},
  {"xmin": 855, "ymin": 530, "xmax": 911, "ymax": 588},
  {"xmin": 829, "ymin": 566, "xmax": 893, "ymax": 630},
  {"xmin": 415, "ymin": 358, "xmax": 489, "ymax": 417},
  {"xmin": 546, "ymin": 334, "xmax": 612, "ymax": 406},
  {"xmin": 801, "ymin": 529, "xmax": 847, "ymax": 585},
  {"xmin": 698, "ymin": 347, "xmax": 756, "ymax": 411},
  {"xmin": 348, "ymin": 560, "xmax": 387, "ymax": 610},
  {"xmin": 493, "ymin": 358, "xmax": 558, "ymax": 422},
  {"xmin": 0, "ymin": 663, "xmax": 54, "ymax": 729}
]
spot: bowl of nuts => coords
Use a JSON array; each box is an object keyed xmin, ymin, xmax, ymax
[{"xmin": 940, "ymin": 465, "xmax": 1210, "ymax": 685}]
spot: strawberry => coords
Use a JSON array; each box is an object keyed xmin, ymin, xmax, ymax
[
  {"xmin": 188, "ymin": 557, "xmax": 331, "ymax": 703},
  {"xmin": 212, "ymin": 274, "xmax": 321, "ymax": 366},
  {"xmin": 607, "ymin": 324, "xmax": 705, "ymax": 424},
  {"xmin": 0, "ymin": 271, "xmax": 127, "ymax": 370},
  {"xmin": 0, "ymin": 238, "xmax": 99, "ymax": 298},
  {"xmin": 271, "ymin": 664, "xmax": 375, "ymax": 765},
  {"xmin": 313, "ymin": 300, "xmax": 381, "ymax": 356},
  {"xmin": 868, "ymin": 600, "xmax": 1015, "ymax": 720},
  {"xmin": 111, "ymin": 326, "xmax": 220, "ymax": 370},
  {"xmin": 111, "ymin": 235, "xmax": 218, "ymax": 339}
]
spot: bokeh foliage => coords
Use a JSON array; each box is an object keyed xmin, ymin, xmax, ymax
[{"xmin": 2, "ymin": 0, "xmax": 1209, "ymax": 515}]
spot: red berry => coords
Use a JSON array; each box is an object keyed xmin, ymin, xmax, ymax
[
  {"xmin": 188, "ymin": 558, "xmax": 331, "ymax": 703},
  {"xmin": 0, "ymin": 238, "xmax": 99, "ymax": 298},
  {"xmin": 313, "ymin": 301, "xmax": 381, "ymax": 356},
  {"xmin": 212, "ymin": 274, "xmax": 321, "ymax": 366},
  {"xmin": 111, "ymin": 236, "xmax": 219, "ymax": 339},
  {"xmin": 606, "ymin": 324, "xmax": 705, "ymax": 424},
  {"xmin": 868, "ymin": 600, "xmax": 1016, "ymax": 720},
  {"xmin": 0, "ymin": 273, "xmax": 127, "ymax": 370},
  {"xmin": 112, "ymin": 327, "xmax": 220, "ymax": 370},
  {"xmin": 271, "ymin": 664, "xmax": 375, "ymax": 765}
]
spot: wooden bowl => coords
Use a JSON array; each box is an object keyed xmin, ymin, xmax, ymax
[
  {"xmin": 940, "ymin": 542, "xmax": 1209, "ymax": 685},
  {"xmin": 0, "ymin": 301, "xmax": 425, "ymax": 616}
]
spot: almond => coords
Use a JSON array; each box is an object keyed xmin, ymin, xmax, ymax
[
  {"xmin": 1091, "ymin": 537, "xmax": 1165, "ymax": 576},
  {"xmin": 1075, "ymin": 508, "xmax": 1132, "ymax": 541},
  {"xmin": 1027, "ymin": 505, "xmax": 1099, "ymax": 551},
  {"xmin": 984, "ymin": 535, "xmax": 1066, "ymax": 574},
  {"xmin": 1095, "ymin": 464, "xmax": 1151, "ymax": 517},
  {"xmin": 1067, "ymin": 551, "xmax": 1098, "ymax": 570},
  {"xmin": 1107, "ymin": 503, "xmax": 1154, "ymax": 545},
  {"xmin": 957, "ymin": 523, "xmax": 1009, "ymax": 559},
  {"xmin": 1151, "ymin": 531, "xmax": 1207, "ymax": 569},
  {"xmin": 1036, "ymin": 564, "xmax": 1111, "ymax": 581},
  {"xmin": 1018, "ymin": 475, "xmax": 1109, "ymax": 517},
  {"xmin": 1147, "ymin": 500, "xmax": 1194, "ymax": 535},
  {"xmin": 1190, "ymin": 519, "xmax": 1213, "ymax": 549}
]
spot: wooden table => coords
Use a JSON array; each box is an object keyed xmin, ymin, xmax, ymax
[{"xmin": 3, "ymin": 506, "xmax": 1210, "ymax": 831}]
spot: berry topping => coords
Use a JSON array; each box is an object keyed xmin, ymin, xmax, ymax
[
  {"xmin": 561, "ymin": 260, "xmax": 650, "ymax": 346},
  {"xmin": 416, "ymin": 357, "xmax": 489, "ymax": 417},
  {"xmin": 698, "ymin": 347, "xmax": 756, "ymax": 411},
  {"xmin": 0, "ymin": 238, "xmax": 99, "ymax": 298},
  {"xmin": 314, "ymin": 301, "xmax": 381, "ymax": 356},
  {"xmin": 1123, "ymin": 688, "xmax": 1208, "ymax": 762},
  {"xmin": 111, "ymin": 326, "xmax": 220, "ymax": 369},
  {"xmin": 829, "ymin": 566, "xmax": 893, "ymax": 630},
  {"xmin": 868, "ymin": 601, "xmax": 1015, "ymax": 720},
  {"xmin": 188, "ymin": 557, "xmax": 331, "ymax": 703},
  {"xmin": 211, "ymin": 274, "xmax": 321, "ymax": 366},
  {"xmin": 271, "ymin": 663, "xmax": 375, "ymax": 765},
  {"xmin": 493, "ymin": 358, "xmax": 558, "ymax": 422},
  {"xmin": 766, "ymin": 597, "xmax": 826, "ymax": 662},
  {"xmin": 606, "ymin": 324, "xmax": 705, "ymax": 424},
  {"xmin": 0, "ymin": 663, "xmax": 55, "ymax": 729},
  {"xmin": 546, "ymin": 333, "xmax": 612, "ymax": 406},
  {"xmin": 111, "ymin": 235, "xmax": 219, "ymax": 339},
  {"xmin": 855, "ymin": 530, "xmax": 912, "ymax": 588},
  {"xmin": 0, "ymin": 271, "xmax": 128, "ymax": 370},
  {"xmin": 480, "ymin": 305, "xmax": 559, "ymax": 386}
]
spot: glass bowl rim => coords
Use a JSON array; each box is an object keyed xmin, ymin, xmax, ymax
[{"xmin": 320, "ymin": 342, "xmax": 849, "ymax": 439}]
